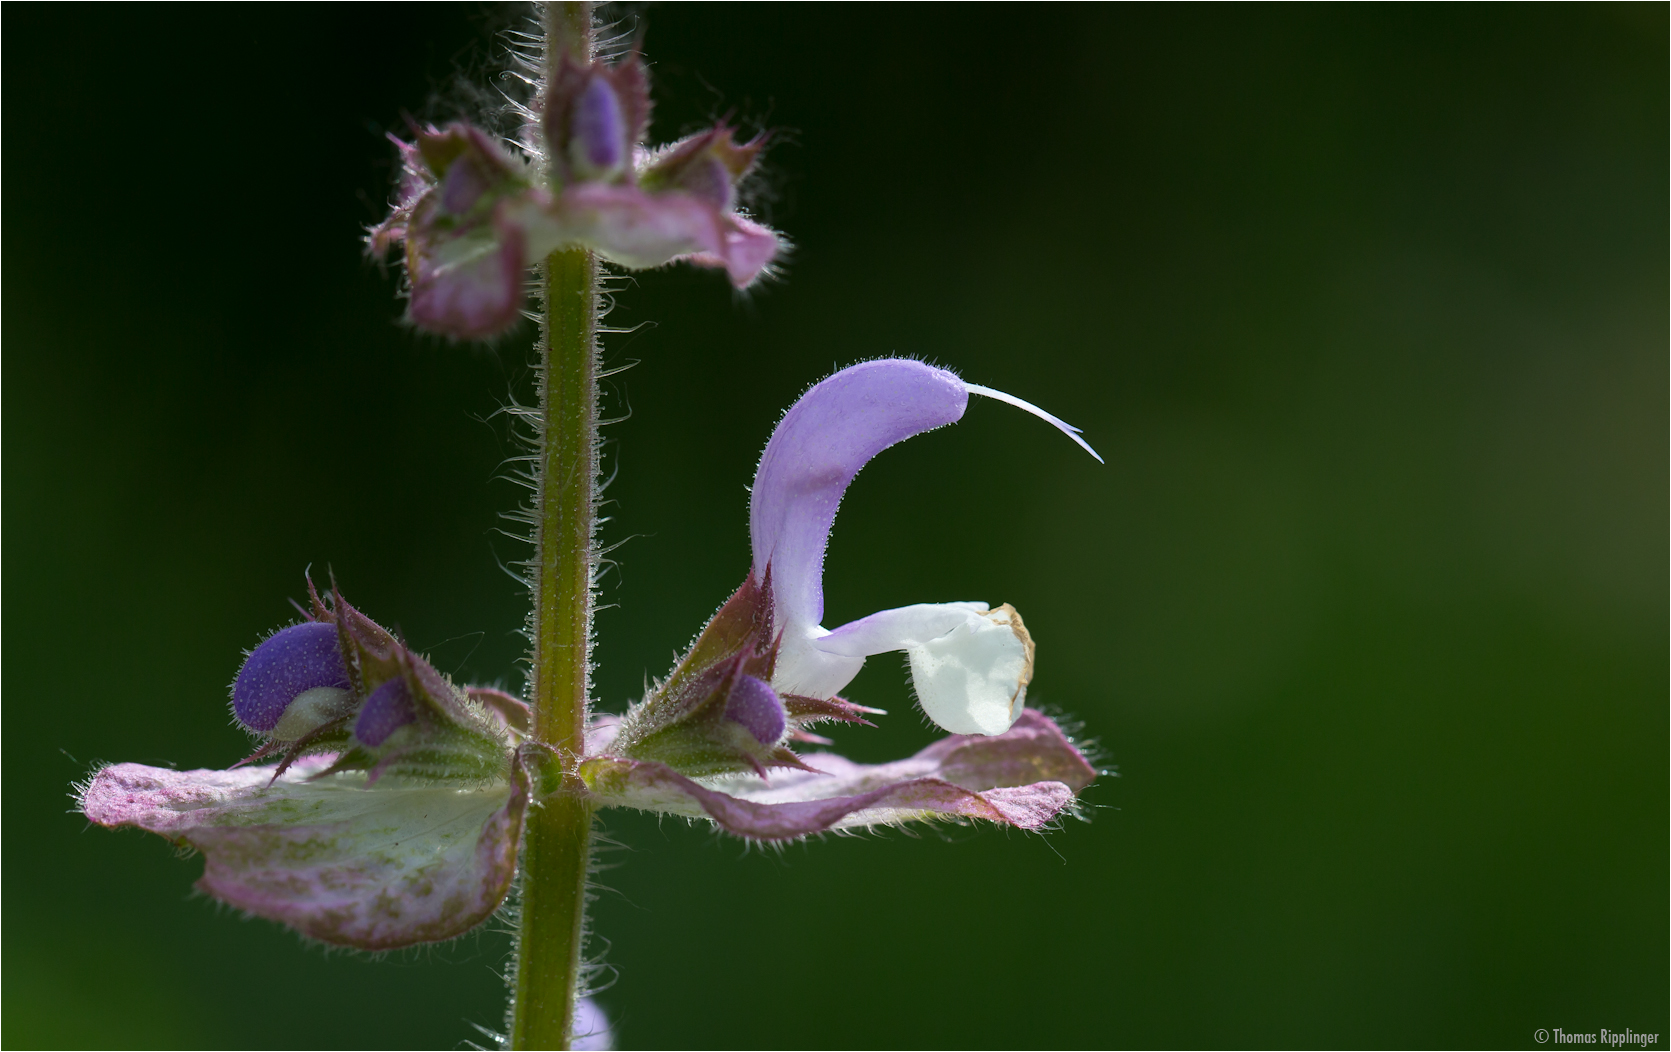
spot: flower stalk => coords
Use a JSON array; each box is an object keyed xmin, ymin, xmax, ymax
[{"xmin": 512, "ymin": 7, "xmax": 600, "ymax": 1048}]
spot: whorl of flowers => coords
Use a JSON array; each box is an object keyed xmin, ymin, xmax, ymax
[
  {"xmin": 368, "ymin": 48, "xmax": 783, "ymax": 339},
  {"xmin": 79, "ymin": 360, "xmax": 1101, "ymax": 951}
]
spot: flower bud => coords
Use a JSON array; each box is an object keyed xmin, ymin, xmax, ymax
[
  {"xmin": 355, "ymin": 677, "xmax": 417, "ymax": 747},
  {"xmin": 230, "ymin": 578, "xmax": 521, "ymax": 784},
  {"xmin": 545, "ymin": 52, "xmax": 650, "ymax": 188},
  {"xmin": 438, "ymin": 150, "xmax": 493, "ymax": 215},
  {"xmin": 568, "ymin": 73, "xmax": 629, "ymax": 182},
  {"xmin": 232, "ymin": 622, "xmax": 350, "ymax": 735},
  {"xmin": 415, "ymin": 124, "xmax": 518, "ymax": 198},
  {"xmin": 370, "ymin": 123, "xmax": 536, "ymax": 340},
  {"xmin": 369, "ymin": 54, "xmax": 782, "ymax": 340},
  {"xmin": 317, "ymin": 589, "xmax": 512, "ymax": 784},
  {"xmin": 723, "ymin": 674, "xmax": 786, "ymax": 747}
]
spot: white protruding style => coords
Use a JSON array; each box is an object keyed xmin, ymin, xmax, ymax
[
  {"xmin": 749, "ymin": 360, "xmax": 1097, "ymax": 739},
  {"xmin": 965, "ymin": 382, "xmax": 1105, "ymax": 464}
]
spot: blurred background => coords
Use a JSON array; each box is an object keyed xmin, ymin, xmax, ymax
[{"xmin": 5, "ymin": 4, "xmax": 1664, "ymax": 1048}]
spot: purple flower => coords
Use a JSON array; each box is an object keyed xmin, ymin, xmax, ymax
[
  {"xmin": 78, "ymin": 361, "xmax": 1099, "ymax": 951},
  {"xmin": 368, "ymin": 52, "xmax": 785, "ymax": 339},
  {"xmin": 599, "ymin": 358, "xmax": 1104, "ymax": 811},
  {"xmin": 750, "ymin": 359, "xmax": 1101, "ymax": 735}
]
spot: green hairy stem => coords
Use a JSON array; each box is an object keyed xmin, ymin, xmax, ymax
[{"xmin": 512, "ymin": 8, "xmax": 599, "ymax": 1048}]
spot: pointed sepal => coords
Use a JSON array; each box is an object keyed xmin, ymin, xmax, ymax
[
  {"xmin": 610, "ymin": 573, "xmax": 811, "ymax": 777},
  {"xmin": 318, "ymin": 586, "xmax": 512, "ymax": 784},
  {"xmin": 639, "ymin": 124, "xmax": 766, "ymax": 212}
]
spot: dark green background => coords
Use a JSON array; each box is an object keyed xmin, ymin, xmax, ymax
[{"xmin": 5, "ymin": 4, "xmax": 1664, "ymax": 1048}]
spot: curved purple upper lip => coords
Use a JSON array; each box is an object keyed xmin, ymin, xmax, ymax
[{"xmin": 749, "ymin": 357, "xmax": 1100, "ymax": 639}]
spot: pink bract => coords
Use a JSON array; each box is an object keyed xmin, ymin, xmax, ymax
[{"xmin": 80, "ymin": 753, "xmax": 533, "ymax": 950}]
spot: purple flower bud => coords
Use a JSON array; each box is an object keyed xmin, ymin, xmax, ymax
[
  {"xmin": 355, "ymin": 677, "xmax": 417, "ymax": 747},
  {"xmin": 569, "ymin": 73, "xmax": 628, "ymax": 181},
  {"xmin": 545, "ymin": 52, "xmax": 650, "ymax": 188},
  {"xmin": 724, "ymin": 674, "xmax": 786, "ymax": 747},
  {"xmin": 232, "ymin": 622, "xmax": 350, "ymax": 734}
]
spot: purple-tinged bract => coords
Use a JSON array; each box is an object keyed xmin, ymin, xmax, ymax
[
  {"xmin": 583, "ymin": 709, "xmax": 1096, "ymax": 839},
  {"xmin": 232, "ymin": 622, "xmax": 349, "ymax": 733},
  {"xmin": 80, "ymin": 749, "xmax": 536, "ymax": 950}
]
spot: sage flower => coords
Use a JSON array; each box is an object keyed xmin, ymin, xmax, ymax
[{"xmin": 78, "ymin": 360, "xmax": 1098, "ymax": 950}]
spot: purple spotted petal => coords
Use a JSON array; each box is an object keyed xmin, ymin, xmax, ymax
[
  {"xmin": 583, "ymin": 708, "xmax": 1093, "ymax": 839},
  {"xmin": 79, "ymin": 751, "xmax": 533, "ymax": 950},
  {"xmin": 750, "ymin": 359, "xmax": 969, "ymax": 632},
  {"xmin": 724, "ymin": 674, "xmax": 786, "ymax": 746},
  {"xmin": 232, "ymin": 622, "xmax": 350, "ymax": 733},
  {"xmin": 356, "ymin": 677, "xmax": 417, "ymax": 746}
]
